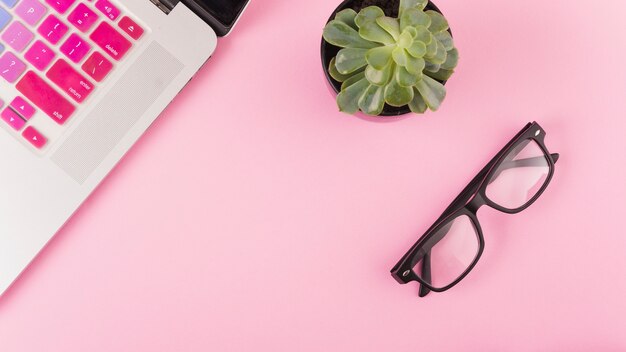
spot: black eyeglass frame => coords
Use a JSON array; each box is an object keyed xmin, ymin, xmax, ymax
[{"xmin": 390, "ymin": 122, "xmax": 559, "ymax": 297}]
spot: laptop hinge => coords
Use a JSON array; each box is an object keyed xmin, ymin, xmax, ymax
[{"xmin": 149, "ymin": 0, "xmax": 179, "ymax": 14}]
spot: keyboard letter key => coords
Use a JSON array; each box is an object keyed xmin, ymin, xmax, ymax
[
  {"xmin": 25, "ymin": 40, "xmax": 55, "ymax": 70},
  {"xmin": 0, "ymin": 52, "xmax": 27, "ymax": 82},
  {"xmin": 22, "ymin": 126, "xmax": 47, "ymax": 149},
  {"xmin": 60, "ymin": 33, "xmax": 91, "ymax": 63},
  {"xmin": 47, "ymin": 59, "xmax": 94, "ymax": 103},
  {"xmin": 118, "ymin": 16, "xmax": 144, "ymax": 40},
  {"xmin": 38, "ymin": 15, "xmax": 69, "ymax": 45},
  {"xmin": 10, "ymin": 96, "xmax": 36, "ymax": 120},
  {"xmin": 1, "ymin": 108, "xmax": 26, "ymax": 130},
  {"xmin": 24, "ymin": 40, "xmax": 55, "ymax": 71},
  {"xmin": 0, "ymin": 7, "xmax": 13, "ymax": 31},
  {"xmin": 68, "ymin": 3, "xmax": 98, "ymax": 32},
  {"xmin": 17, "ymin": 71, "xmax": 75, "ymax": 124},
  {"xmin": 1, "ymin": 22, "xmax": 34, "ymax": 52},
  {"xmin": 44, "ymin": 0, "xmax": 75, "ymax": 14},
  {"xmin": 0, "ymin": 0, "xmax": 19, "ymax": 9},
  {"xmin": 95, "ymin": 0, "xmax": 120, "ymax": 21},
  {"xmin": 90, "ymin": 22, "xmax": 131, "ymax": 60},
  {"xmin": 15, "ymin": 0, "xmax": 47, "ymax": 26},
  {"xmin": 82, "ymin": 51, "xmax": 112, "ymax": 82}
]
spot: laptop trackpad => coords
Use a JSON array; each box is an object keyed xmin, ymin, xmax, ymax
[{"xmin": 51, "ymin": 42, "xmax": 184, "ymax": 184}]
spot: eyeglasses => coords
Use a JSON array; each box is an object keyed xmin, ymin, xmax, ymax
[{"xmin": 390, "ymin": 122, "xmax": 559, "ymax": 297}]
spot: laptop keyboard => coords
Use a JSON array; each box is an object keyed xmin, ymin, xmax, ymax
[{"xmin": 0, "ymin": 0, "xmax": 146, "ymax": 151}]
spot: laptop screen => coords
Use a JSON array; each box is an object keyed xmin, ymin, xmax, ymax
[{"xmin": 190, "ymin": 0, "xmax": 248, "ymax": 34}]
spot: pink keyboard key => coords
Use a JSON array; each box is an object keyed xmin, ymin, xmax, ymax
[
  {"xmin": 82, "ymin": 51, "xmax": 112, "ymax": 82},
  {"xmin": 90, "ymin": 22, "xmax": 131, "ymax": 60},
  {"xmin": 1, "ymin": 22, "xmax": 34, "ymax": 52},
  {"xmin": 17, "ymin": 71, "xmax": 75, "ymax": 124},
  {"xmin": 47, "ymin": 59, "xmax": 94, "ymax": 103},
  {"xmin": 25, "ymin": 40, "xmax": 55, "ymax": 70},
  {"xmin": 38, "ymin": 15, "xmax": 69, "ymax": 45},
  {"xmin": 15, "ymin": 0, "xmax": 47, "ymax": 26},
  {"xmin": 0, "ymin": 52, "xmax": 27, "ymax": 82},
  {"xmin": 68, "ymin": 3, "xmax": 98, "ymax": 32},
  {"xmin": 60, "ymin": 33, "xmax": 91, "ymax": 63},
  {"xmin": 1, "ymin": 108, "xmax": 26, "ymax": 131},
  {"xmin": 95, "ymin": 0, "xmax": 120, "ymax": 21},
  {"xmin": 44, "ymin": 0, "xmax": 75, "ymax": 14},
  {"xmin": 118, "ymin": 16, "xmax": 144, "ymax": 40},
  {"xmin": 10, "ymin": 96, "xmax": 36, "ymax": 120},
  {"xmin": 22, "ymin": 126, "xmax": 46, "ymax": 149}
]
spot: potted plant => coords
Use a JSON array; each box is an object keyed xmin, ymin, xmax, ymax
[{"xmin": 321, "ymin": 0, "xmax": 458, "ymax": 117}]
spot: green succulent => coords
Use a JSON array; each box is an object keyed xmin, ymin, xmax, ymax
[{"xmin": 323, "ymin": 0, "xmax": 459, "ymax": 115}]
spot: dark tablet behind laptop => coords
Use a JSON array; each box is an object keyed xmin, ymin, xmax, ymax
[{"xmin": 183, "ymin": 0, "xmax": 249, "ymax": 36}]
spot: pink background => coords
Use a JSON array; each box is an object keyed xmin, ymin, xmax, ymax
[{"xmin": 2, "ymin": 0, "xmax": 626, "ymax": 350}]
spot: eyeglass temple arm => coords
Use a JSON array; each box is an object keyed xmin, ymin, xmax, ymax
[
  {"xmin": 489, "ymin": 153, "xmax": 560, "ymax": 184},
  {"xmin": 418, "ymin": 252, "xmax": 432, "ymax": 297},
  {"xmin": 418, "ymin": 152, "xmax": 559, "ymax": 297}
]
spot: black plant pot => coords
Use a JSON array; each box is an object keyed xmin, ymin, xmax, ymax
[{"xmin": 321, "ymin": 0, "xmax": 451, "ymax": 118}]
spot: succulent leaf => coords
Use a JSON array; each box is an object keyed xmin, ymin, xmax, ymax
[
  {"xmin": 425, "ymin": 68, "xmax": 453, "ymax": 81},
  {"xmin": 426, "ymin": 10, "xmax": 449, "ymax": 33},
  {"xmin": 435, "ymin": 31, "xmax": 454, "ymax": 51},
  {"xmin": 425, "ymin": 37, "xmax": 438, "ymax": 57},
  {"xmin": 424, "ymin": 61, "xmax": 440, "ymax": 72},
  {"xmin": 341, "ymin": 71, "xmax": 366, "ymax": 90},
  {"xmin": 440, "ymin": 48, "xmax": 459, "ymax": 70},
  {"xmin": 366, "ymin": 45, "xmax": 394, "ymax": 70},
  {"xmin": 384, "ymin": 78, "xmax": 414, "ymax": 107},
  {"xmin": 406, "ymin": 55, "xmax": 425, "ymax": 76},
  {"xmin": 415, "ymin": 75, "xmax": 446, "ymax": 110},
  {"xmin": 400, "ymin": 8, "xmax": 431, "ymax": 30},
  {"xmin": 413, "ymin": 25, "xmax": 432, "ymax": 45},
  {"xmin": 397, "ymin": 30, "xmax": 413, "ymax": 49},
  {"xmin": 358, "ymin": 84, "xmax": 386, "ymax": 115},
  {"xmin": 359, "ymin": 21, "xmax": 396, "ymax": 45},
  {"xmin": 392, "ymin": 47, "xmax": 410, "ymax": 66},
  {"xmin": 376, "ymin": 16, "xmax": 401, "ymax": 40},
  {"xmin": 365, "ymin": 62, "xmax": 394, "ymax": 86},
  {"xmin": 408, "ymin": 88, "xmax": 428, "ymax": 113},
  {"xmin": 355, "ymin": 6, "xmax": 385, "ymax": 28},
  {"xmin": 396, "ymin": 65, "xmax": 420, "ymax": 87},
  {"xmin": 407, "ymin": 40, "xmax": 426, "ymax": 58},
  {"xmin": 329, "ymin": 57, "xmax": 354, "ymax": 82},
  {"xmin": 399, "ymin": 0, "xmax": 428, "ymax": 15},
  {"xmin": 337, "ymin": 77, "xmax": 370, "ymax": 114},
  {"xmin": 335, "ymin": 48, "xmax": 369, "ymax": 74},
  {"xmin": 425, "ymin": 40, "xmax": 447, "ymax": 64},
  {"xmin": 323, "ymin": 20, "xmax": 379, "ymax": 49},
  {"xmin": 335, "ymin": 8, "xmax": 358, "ymax": 30},
  {"xmin": 404, "ymin": 26, "xmax": 418, "ymax": 39}
]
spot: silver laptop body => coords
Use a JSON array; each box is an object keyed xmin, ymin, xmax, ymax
[{"xmin": 0, "ymin": 0, "xmax": 235, "ymax": 295}]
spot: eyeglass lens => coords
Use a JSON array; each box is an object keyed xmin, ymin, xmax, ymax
[
  {"xmin": 486, "ymin": 139, "xmax": 551, "ymax": 210},
  {"xmin": 413, "ymin": 215, "xmax": 480, "ymax": 289}
]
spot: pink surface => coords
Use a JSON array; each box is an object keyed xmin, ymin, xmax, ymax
[{"xmin": 1, "ymin": 0, "xmax": 626, "ymax": 350}]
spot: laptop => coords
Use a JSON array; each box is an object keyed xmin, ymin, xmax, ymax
[{"xmin": 0, "ymin": 0, "xmax": 249, "ymax": 295}]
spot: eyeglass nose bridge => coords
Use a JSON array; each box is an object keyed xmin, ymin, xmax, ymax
[{"xmin": 466, "ymin": 193, "xmax": 486, "ymax": 214}]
